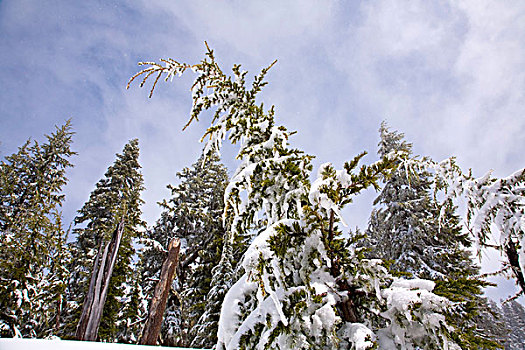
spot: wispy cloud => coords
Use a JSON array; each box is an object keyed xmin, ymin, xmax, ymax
[
  {"xmin": 323, "ymin": 1, "xmax": 525, "ymax": 175},
  {"xmin": 0, "ymin": 0, "xmax": 523, "ymax": 299}
]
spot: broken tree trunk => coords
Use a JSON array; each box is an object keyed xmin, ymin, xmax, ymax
[
  {"xmin": 140, "ymin": 238, "xmax": 181, "ymax": 345},
  {"xmin": 76, "ymin": 216, "xmax": 125, "ymax": 341}
]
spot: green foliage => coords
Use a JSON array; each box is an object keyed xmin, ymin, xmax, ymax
[
  {"xmin": 129, "ymin": 45, "xmax": 459, "ymax": 350},
  {"xmin": 0, "ymin": 120, "xmax": 75, "ymax": 337},
  {"xmin": 32, "ymin": 219, "xmax": 73, "ymax": 338},
  {"xmin": 139, "ymin": 150, "xmax": 230, "ymax": 347},
  {"xmin": 500, "ymin": 300, "xmax": 525, "ymax": 349},
  {"xmin": 366, "ymin": 122, "xmax": 501, "ymax": 349},
  {"xmin": 116, "ymin": 277, "xmax": 144, "ymax": 343},
  {"xmin": 64, "ymin": 139, "xmax": 145, "ymax": 341},
  {"xmin": 415, "ymin": 154, "xmax": 525, "ymax": 298}
]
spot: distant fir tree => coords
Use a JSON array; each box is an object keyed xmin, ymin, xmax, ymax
[
  {"xmin": 366, "ymin": 122, "xmax": 500, "ymax": 349},
  {"xmin": 190, "ymin": 209, "xmax": 252, "ymax": 349},
  {"xmin": 0, "ymin": 121, "xmax": 75, "ymax": 337},
  {"xmin": 473, "ymin": 299, "xmax": 509, "ymax": 348},
  {"xmin": 140, "ymin": 150, "xmax": 231, "ymax": 347},
  {"xmin": 501, "ymin": 300, "xmax": 525, "ymax": 350},
  {"xmin": 129, "ymin": 45, "xmax": 462, "ymax": 349},
  {"xmin": 63, "ymin": 139, "xmax": 145, "ymax": 341},
  {"xmin": 116, "ymin": 275, "xmax": 146, "ymax": 343},
  {"xmin": 366, "ymin": 122, "xmax": 475, "ymax": 279}
]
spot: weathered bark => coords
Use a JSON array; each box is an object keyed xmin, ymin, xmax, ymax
[
  {"xmin": 140, "ymin": 238, "xmax": 181, "ymax": 345},
  {"xmin": 335, "ymin": 281, "xmax": 364, "ymax": 323},
  {"xmin": 76, "ymin": 240, "xmax": 104, "ymax": 339},
  {"xmin": 505, "ymin": 239, "xmax": 525, "ymax": 295},
  {"xmin": 76, "ymin": 217, "xmax": 125, "ymax": 341}
]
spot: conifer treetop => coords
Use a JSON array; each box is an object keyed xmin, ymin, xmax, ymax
[
  {"xmin": 130, "ymin": 44, "xmax": 461, "ymax": 349},
  {"xmin": 0, "ymin": 120, "xmax": 75, "ymax": 338},
  {"xmin": 411, "ymin": 156, "xmax": 525, "ymax": 298},
  {"xmin": 375, "ymin": 121, "xmax": 525, "ymax": 299}
]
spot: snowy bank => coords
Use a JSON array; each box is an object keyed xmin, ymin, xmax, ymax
[{"xmin": 0, "ymin": 338, "xmax": 206, "ymax": 350}]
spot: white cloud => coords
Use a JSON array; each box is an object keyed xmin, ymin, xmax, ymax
[
  {"xmin": 450, "ymin": 1, "xmax": 525, "ymax": 172},
  {"xmin": 1, "ymin": 0, "xmax": 524, "ymax": 302},
  {"xmin": 142, "ymin": 0, "xmax": 336, "ymax": 59},
  {"xmin": 322, "ymin": 0, "xmax": 524, "ymax": 175}
]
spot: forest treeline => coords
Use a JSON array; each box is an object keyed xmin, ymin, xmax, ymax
[
  {"xmin": 0, "ymin": 122, "xmax": 234, "ymax": 347},
  {"xmin": 1, "ymin": 46, "xmax": 525, "ymax": 349}
]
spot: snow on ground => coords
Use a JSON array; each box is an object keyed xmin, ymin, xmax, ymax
[{"xmin": 0, "ymin": 338, "xmax": 206, "ymax": 350}]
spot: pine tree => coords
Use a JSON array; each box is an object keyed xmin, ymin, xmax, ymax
[
  {"xmin": 417, "ymin": 152, "xmax": 525, "ymax": 299},
  {"xmin": 191, "ymin": 223, "xmax": 246, "ymax": 349},
  {"xmin": 0, "ymin": 121, "xmax": 75, "ymax": 337},
  {"xmin": 366, "ymin": 122, "xmax": 500, "ymax": 349},
  {"xmin": 366, "ymin": 122, "xmax": 476, "ymax": 280},
  {"xmin": 32, "ymin": 218, "xmax": 73, "ymax": 338},
  {"xmin": 367, "ymin": 122, "xmax": 438, "ymax": 278},
  {"xmin": 116, "ymin": 275, "xmax": 146, "ymax": 343},
  {"xmin": 474, "ymin": 300, "xmax": 509, "ymax": 348},
  {"xmin": 501, "ymin": 300, "xmax": 525, "ymax": 350},
  {"xmin": 188, "ymin": 245, "xmax": 228, "ymax": 347},
  {"xmin": 140, "ymin": 150, "xmax": 231, "ymax": 347},
  {"xmin": 129, "ymin": 45, "xmax": 460, "ymax": 349},
  {"xmin": 63, "ymin": 139, "xmax": 145, "ymax": 341}
]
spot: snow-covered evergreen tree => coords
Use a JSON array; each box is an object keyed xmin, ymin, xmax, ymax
[
  {"xmin": 191, "ymin": 219, "xmax": 248, "ymax": 349},
  {"xmin": 116, "ymin": 275, "xmax": 146, "ymax": 343},
  {"xmin": 366, "ymin": 122, "xmax": 445, "ymax": 278},
  {"xmin": 140, "ymin": 150, "xmax": 231, "ymax": 347},
  {"xmin": 0, "ymin": 121, "xmax": 75, "ymax": 337},
  {"xmin": 367, "ymin": 123, "xmax": 476, "ymax": 280},
  {"xmin": 129, "ymin": 45, "xmax": 461, "ymax": 349},
  {"xmin": 366, "ymin": 122, "xmax": 499, "ymax": 349},
  {"xmin": 419, "ymin": 153, "xmax": 525, "ymax": 299},
  {"xmin": 501, "ymin": 300, "xmax": 525, "ymax": 350},
  {"xmin": 31, "ymin": 218, "xmax": 73, "ymax": 338},
  {"xmin": 464, "ymin": 171, "xmax": 525, "ymax": 298},
  {"xmin": 63, "ymin": 139, "xmax": 145, "ymax": 341},
  {"xmin": 474, "ymin": 299, "xmax": 508, "ymax": 348}
]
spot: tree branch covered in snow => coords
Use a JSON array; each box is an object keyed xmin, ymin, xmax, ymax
[
  {"xmin": 129, "ymin": 44, "xmax": 461, "ymax": 349},
  {"xmin": 405, "ymin": 156, "xmax": 525, "ymax": 298}
]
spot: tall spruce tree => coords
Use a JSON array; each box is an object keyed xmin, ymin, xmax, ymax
[
  {"xmin": 140, "ymin": 150, "xmax": 231, "ymax": 347},
  {"xmin": 0, "ymin": 121, "xmax": 75, "ymax": 337},
  {"xmin": 63, "ymin": 139, "xmax": 145, "ymax": 341},
  {"xmin": 366, "ymin": 122, "xmax": 500, "ymax": 349},
  {"xmin": 129, "ymin": 45, "xmax": 462, "ymax": 349},
  {"xmin": 366, "ymin": 123, "xmax": 475, "ymax": 279}
]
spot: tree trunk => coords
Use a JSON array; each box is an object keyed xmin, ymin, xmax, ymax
[
  {"xmin": 140, "ymin": 238, "xmax": 181, "ymax": 345},
  {"xmin": 54, "ymin": 294, "xmax": 63, "ymax": 333},
  {"xmin": 76, "ymin": 240, "xmax": 104, "ymax": 340},
  {"xmin": 76, "ymin": 217, "xmax": 125, "ymax": 341},
  {"xmin": 505, "ymin": 239, "xmax": 525, "ymax": 295},
  {"xmin": 326, "ymin": 209, "xmax": 360, "ymax": 323}
]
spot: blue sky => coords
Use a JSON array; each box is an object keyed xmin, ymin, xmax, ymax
[{"xmin": 1, "ymin": 0, "xmax": 524, "ymax": 301}]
